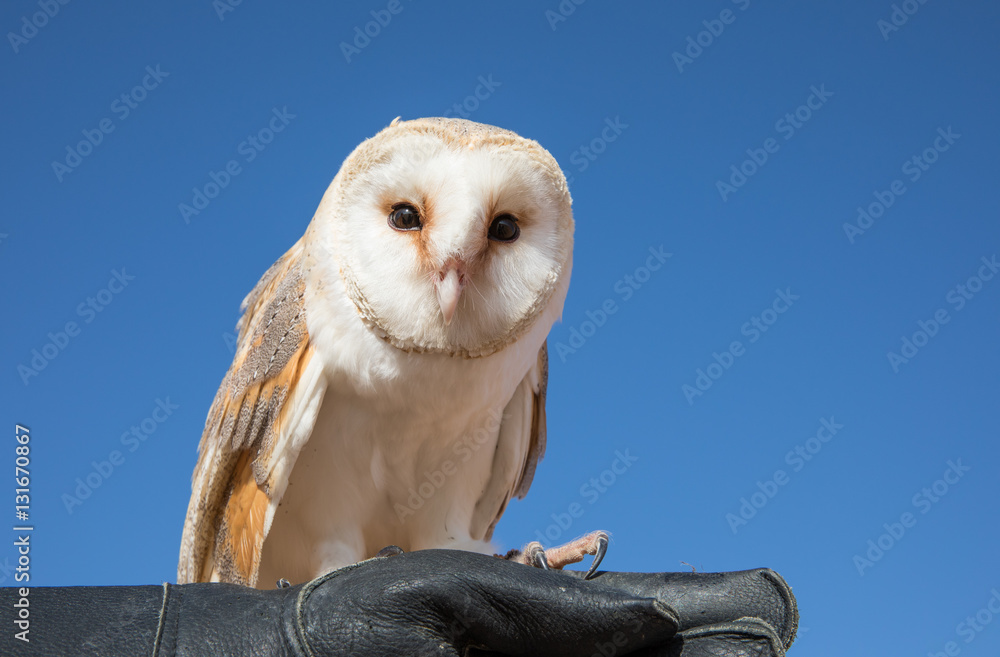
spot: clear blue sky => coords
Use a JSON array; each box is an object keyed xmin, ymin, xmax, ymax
[{"xmin": 3, "ymin": 1, "xmax": 998, "ymax": 655}]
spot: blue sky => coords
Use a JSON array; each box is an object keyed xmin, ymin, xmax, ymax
[{"xmin": 3, "ymin": 1, "xmax": 998, "ymax": 654}]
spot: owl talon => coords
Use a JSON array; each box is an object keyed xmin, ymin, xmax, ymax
[
  {"xmin": 524, "ymin": 542, "xmax": 550, "ymax": 570},
  {"xmin": 375, "ymin": 545, "xmax": 405, "ymax": 558},
  {"xmin": 508, "ymin": 531, "xmax": 610, "ymax": 578},
  {"xmin": 584, "ymin": 532, "xmax": 608, "ymax": 580},
  {"xmin": 276, "ymin": 578, "xmax": 291, "ymax": 589}
]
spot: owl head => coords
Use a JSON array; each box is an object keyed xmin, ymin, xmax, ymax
[{"xmin": 308, "ymin": 117, "xmax": 574, "ymax": 358}]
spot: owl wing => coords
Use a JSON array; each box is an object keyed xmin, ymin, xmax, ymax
[
  {"xmin": 471, "ymin": 342, "xmax": 548, "ymax": 541},
  {"xmin": 177, "ymin": 239, "xmax": 327, "ymax": 586}
]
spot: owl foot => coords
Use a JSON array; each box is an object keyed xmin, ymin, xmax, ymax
[{"xmin": 504, "ymin": 530, "xmax": 609, "ymax": 580}]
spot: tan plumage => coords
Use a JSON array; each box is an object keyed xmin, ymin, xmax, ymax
[
  {"xmin": 179, "ymin": 118, "xmax": 574, "ymax": 587},
  {"xmin": 179, "ymin": 242, "xmax": 316, "ymax": 584}
]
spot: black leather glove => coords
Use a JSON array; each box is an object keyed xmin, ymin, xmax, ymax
[
  {"xmin": 2, "ymin": 549, "xmax": 796, "ymax": 656},
  {"xmin": 564, "ymin": 567, "xmax": 798, "ymax": 656}
]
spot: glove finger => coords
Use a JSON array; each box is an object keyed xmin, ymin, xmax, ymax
[
  {"xmin": 628, "ymin": 618, "xmax": 789, "ymax": 657},
  {"xmin": 563, "ymin": 568, "xmax": 798, "ymax": 651}
]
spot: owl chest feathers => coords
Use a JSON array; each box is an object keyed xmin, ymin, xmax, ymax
[{"xmin": 255, "ymin": 275, "xmax": 536, "ymax": 585}]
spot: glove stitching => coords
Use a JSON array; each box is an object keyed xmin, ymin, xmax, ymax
[
  {"xmin": 292, "ymin": 556, "xmax": 386, "ymax": 656},
  {"xmin": 680, "ymin": 618, "xmax": 784, "ymax": 657},
  {"xmin": 760, "ymin": 569, "xmax": 798, "ymax": 648},
  {"xmin": 151, "ymin": 582, "xmax": 170, "ymax": 657}
]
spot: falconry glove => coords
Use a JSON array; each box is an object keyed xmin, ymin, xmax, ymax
[{"xmin": 4, "ymin": 549, "xmax": 797, "ymax": 656}]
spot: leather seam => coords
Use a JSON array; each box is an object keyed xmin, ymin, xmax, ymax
[
  {"xmin": 292, "ymin": 557, "xmax": 386, "ymax": 656},
  {"xmin": 151, "ymin": 582, "xmax": 170, "ymax": 657},
  {"xmin": 680, "ymin": 618, "xmax": 785, "ymax": 656},
  {"xmin": 760, "ymin": 569, "xmax": 798, "ymax": 648}
]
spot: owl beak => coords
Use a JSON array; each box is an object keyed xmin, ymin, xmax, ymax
[{"xmin": 435, "ymin": 264, "xmax": 466, "ymax": 325}]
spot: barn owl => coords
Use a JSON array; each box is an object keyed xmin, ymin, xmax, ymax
[{"xmin": 177, "ymin": 117, "xmax": 607, "ymax": 589}]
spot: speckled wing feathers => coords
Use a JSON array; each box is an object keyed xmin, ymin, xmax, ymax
[{"xmin": 178, "ymin": 240, "xmax": 313, "ymax": 586}]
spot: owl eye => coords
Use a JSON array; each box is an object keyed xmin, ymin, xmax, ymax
[
  {"xmin": 388, "ymin": 204, "xmax": 422, "ymax": 231},
  {"xmin": 488, "ymin": 214, "xmax": 520, "ymax": 242}
]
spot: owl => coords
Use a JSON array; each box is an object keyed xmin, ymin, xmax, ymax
[{"xmin": 178, "ymin": 117, "xmax": 607, "ymax": 588}]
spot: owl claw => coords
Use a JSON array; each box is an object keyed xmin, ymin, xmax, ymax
[
  {"xmin": 522, "ymin": 542, "xmax": 550, "ymax": 570},
  {"xmin": 375, "ymin": 545, "xmax": 405, "ymax": 558},
  {"xmin": 584, "ymin": 533, "xmax": 608, "ymax": 580}
]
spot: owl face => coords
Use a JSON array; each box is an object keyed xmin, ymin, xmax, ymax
[{"xmin": 315, "ymin": 118, "xmax": 574, "ymax": 358}]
